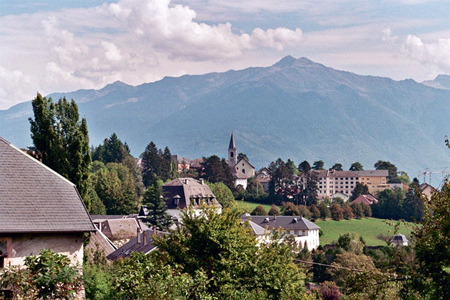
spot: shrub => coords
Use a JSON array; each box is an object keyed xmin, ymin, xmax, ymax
[
  {"xmin": 268, "ymin": 204, "xmax": 280, "ymax": 216},
  {"xmin": 330, "ymin": 204, "xmax": 344, "ymax": 221},
  {"xmin": 319, "ymin": 281, "xmax": 341, "ymax": 300},
  {"xmin": 343, "ymin": 206, "xmax": 353, "ymax": 220},
  {"xmin": 251, "ymin": 205, "xmax": 268, "ymax": 215}
]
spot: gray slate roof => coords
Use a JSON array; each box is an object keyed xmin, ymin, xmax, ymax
[
  {"xmin": 241, "ymin": 215, "xmax": 320, "ymax": 231},
  {"xmin": 162, "ymin": 178, "xmax": 221, "ymax": 209},
  {"xmin": 107, "ymin": 229, "xmax": 162, "ymax": 260},
  {"xmin": 0, "ymin": 136, "xmax": 95, "ymax": 233}
]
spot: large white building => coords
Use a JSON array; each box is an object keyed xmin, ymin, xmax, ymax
[{"xmin": 298, "ymin": 169, "xmax": 389, "ymax": 199}]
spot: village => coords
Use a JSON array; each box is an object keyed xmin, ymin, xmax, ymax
[{"xmin": 1, "ymin": 128, "xmax": 441, "ymax": 299}]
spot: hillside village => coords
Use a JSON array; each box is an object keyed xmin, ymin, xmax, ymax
[{"xmin": 1, "ymin": 116, "xmax": 444, "ymax": 299}]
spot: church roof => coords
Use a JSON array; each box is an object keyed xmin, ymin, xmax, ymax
[{"xmin": 229, "ymin": 133, "xmax": 236, "ymax": 149}]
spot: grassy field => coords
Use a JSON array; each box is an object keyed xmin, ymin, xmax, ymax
[
  {"xmin": 315, "ymin": 218, "xmax": 414, "ymax": 246},
  {"xmin": 234, "ymin": 200, "xmax": 274, "ymax": 213}
]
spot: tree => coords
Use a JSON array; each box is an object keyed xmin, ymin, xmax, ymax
[
  {"xmin": 402, "ymin": 179, "xmax": 424, "ymax": 222},
  {"xmin": 251, "ymin": 205, "xmax": 268, "ymax": 215},
  {"xmin": 208, "ymin": 182, "xmax": 235, "ymax": 208},
  {"xmin": 374, "ymin": 160, "xmax": 398, "ymax": 182},
  {"xmin": 142, "ymin": 142, "xmax": 177, "ymax": 187},
  {"xmin": 298, "ymin": 160, "xmax": 311, "ymax": 173},
  {"xmin": 92, "ymin": 133, "xmax": 130, "ymax": 164},
  {"xmin": 268, "ymin": 204, "xmax": 281, "ymax": 216},
  {"xmin": 319, "ymin": 202, "xmax": 331, "ymax": 220},
  {"xmin": 286, "ymin": 159, "xmax": 299, "ymax": 175},
  {"xmin": 313, "ymin": 160, "xmax": 325, "ymax": 170},
  {"xmin": 330, "ymin": 203, "xmax": 344, "ymax": 221},
  {"xmin": 404, "ymin": 181, "xmax": 450, "ymax": 299},
  {"xmin": 142, "ymin": 179, "xmax": 173, "ymax": 229},
  {"xmin": 349, "ymin": 162, "xmax": 364, "ymax": 171},
  {"xmin": 237, "ymin": 152, "xmax": 249, "ymax": 162},
  {"xmin": 350, "ymin": 202, "xmax": 364, "ymax": 219},
  {"xmin": 153, "ymin": 206, "xmax": 313, "ymax": 299},
  {"xmin": 372, "ymin": 188, "xmax": 404, "ymax": 220},
  {"xmin": 202, "ymin": 155, "xmax": 235, "ymax": 190},
  {"xmin": 350, "ymin": 182, "xmax": 369, "ymax": 201},
  {"xmin": 0, "ymin": 249, "xmax": 82, "ymax": 299},
  {"xmin": 29, "ymin": 94, "xmax": 91, "ymax": 209},
  {"xmin": 301, "ymin": 171, "xmax": 319, "ymax": 206},
  {"xmin": 343, "ymin": 206, "xmax": 354, "ymax": 220},
  {"xmin": 309, "ymin": 204, "xmax": 321, "ymax": 220},
  {"xmin": 282, "ymin": 202, "xmax": 300, "ymax": 216},
  {"xmin": 319, "ymin": 281, "xmax": 342, "ymax": 300},
  {"xmin": 91, "ymin": 162, "xmax": 137, "ymax": 215},
  {"xmin": 330, "ymin": 163, "xmax": 343, "ymax": 171}
]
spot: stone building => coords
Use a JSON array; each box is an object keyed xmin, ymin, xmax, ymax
[{"xmin": 0, "ymin": 136, "xmax": 95, "ymax": 269}]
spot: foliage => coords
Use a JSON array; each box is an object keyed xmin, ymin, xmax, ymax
[
  {"xmin": 402, "ymin": 179, "xmax": 424, "ymax": 222},
  {"xmin": 350, "ymin": 203, "xmax": 364, "ymax": 219},
  {"xmin": 201, "ymin": 155, "xmax": 235, "ymax": 191},
  {"xmin": 330, "ymin": 163, "xmax": 343, "ymax": 171},
  {"xmin": 268, "ymin": 204, "xmax": 281, "ymax": 216},
  {"xmin": 330, "ymin": 203, "xmax": 344, "ymax": 221},
  {"xmin": 251, "ymin": 205, "xmax": 268, "ymax": 215},
  {"xmin": 90, "ymin": 161, "xmax": 137, "ymax": 215},
  {"xmin": 298, "ymin": 160, "xmax": 312, "ymax": 173},
  {"xmin": 300, "ymin": 171, "xmax": 319, "ymax": 206},
  {"xmin": 350, "ymin": 182, "xmax": 369, "ymax": 201},
  {"xmin": 313, "ymin": 160, "xmax": 325, "ymax": 170},
  {"xmin": 319, "ymin": 281, "xmax": 342, "ymax": 300},
  {"xmin": 282, "ymin": 202, "xmax": 301, "ymax": 216},
  {"xmin": 0, "ymin": 249, "xmax": 82, "ymax": 299},
  {"xmin": 83, "ymin": 264, "xmax": 113, "ymax": 300},
  {"xmin": 349, "ymin": 162, "xmax": 364, "ymax": 171},
  {"xmin": 208, "ymin": 181, "xmax": 235, "ymax": 208},
  {"xmin": 342, "ymin": 206, "xmax": 354, "ymax": 220},
  {"xmin": 91, "ymin": 133, "xmax": 130, "ymax": 164},
  {"xmin": 374, "ymin": 160, "xmax": 399, "ymax": 182},
  {"xmin": 237, "ymin": 152, "xmax": 249, "ymax": 162},
  {"xmin": 372, "ymin": 188, "xmax": 404, "ymax": 220},
  {"xmin": 336, "ymin": 232, "xmax": 364, "ymax": 255},
  {"xmin": 152, "ymin": 206, "xmax": 313, "ymax": 299},
  {"xmin": 142, "ymin": 142, "xmax": 177, "ymax": 187},
  {"xmin": 319, "ymin": 202, "xmax": 331, "ymax": 220},
  {"xmin": 403, "ymin": 181, "xmax": 450, "ymax": 299},
  {"xmin": 309, "ymin": 204, "xmax": 321, "ymax": 220},
  {"xmin": 313, "ymin": 251, "xmax": 331, "ymax": 283},
  {"xmin": 142, "ymin": 179, "xmax": 173, "ymax": 229},
  {"xmin": 29, "ymin": 93, "xmax": 91, "ymax": 210}
]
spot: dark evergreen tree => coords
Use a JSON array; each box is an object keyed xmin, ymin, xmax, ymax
[
  {"xmin": 350, "ymin": 182, "xmax": 369, "ymax": 201},
  {"xmin": 374, "ymin": 160, "xmax": 398, "ymax": 182},
  {"xmin": 92, "ymin": 133, "xmax": 130, "ymax": 164},
  {"xmin": 402, "ymin": 178, "xmax": 425, "ymax": 222},
  {"xmin": 330, "ymin": 163, "xmax": 343, "ymax": 171},
  {"xmin": 201, "ymin": 155, "xmax": 235, "ymax": 190},
  {"xmin": 349, "ymin": 162, "xmax": 364, "ymax": 171},
  {"xmin": 142, "ymin": 180, "xmax": 173, "ymax": 229},
  {"xmin": 312, "ymin": 160, "xmax": 325, "ymax": 170},
  {"xmin": 313, "ymin": 252, "xmax": 331, "ymax": 283},
  {"xmin": 298, "ymin": 160, "xmax": 311, "ymax": 173},
  {"xmin": 29, "ymin": 94, "xmax": 91, "ymax": 209}
]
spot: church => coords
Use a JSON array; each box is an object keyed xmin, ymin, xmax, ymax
[{"xmin": 227, "ymin": 133, "xmax": 255, "ymax": 190}]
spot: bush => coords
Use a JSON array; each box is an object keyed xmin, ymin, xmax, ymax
[
  {"xmin": 319, "ymin": 281, "xmax": 341, "ymax": 300},
  {"xmin": 282, "ymin": 202, "xmax": 300, "ymax": 216},
  {"xmin": 309, "ymin": 204, "xmax": 321, "ymax": 220},
  {"xmin": 330, "ymin": 204, "xmax": 344, "ymax": 221},
  {"xmin": 319, "ymin": 202, "xmax": 331, "ymax": 220},
  {"xmin": 350, "ymin": 203, "xmax": 364, "ymax": 219},
  {"xmin": 343, "ymin": 206, "xmax": 353, "ymax": 220},
  {"xmin": 251, "ymin": 205, "xmax": 268, "ymax": 215},
  {"xmin": 268, "ymin": 204, "xmax": 280, "ymax": 216}
]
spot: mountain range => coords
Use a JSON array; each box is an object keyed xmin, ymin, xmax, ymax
[{"xmin": 1, "ymin": 56, "xmax": 449, "ymax": 179}]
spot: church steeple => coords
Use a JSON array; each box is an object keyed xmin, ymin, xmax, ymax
[{"xmin": 228, "ymin": 132, "xmax": 237, "ymax": 166}]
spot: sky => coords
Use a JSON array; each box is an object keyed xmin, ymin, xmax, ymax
[{"xmin": 0, "ymin": 0, "xmax": 449, "ymax": 110}]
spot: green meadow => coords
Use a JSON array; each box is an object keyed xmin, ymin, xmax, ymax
[
  {"xmin": 234, "ymin": 200, "xmax": 274, "ymax": 213},
  {"xmin": 315, "ymin": 217, "xmax": 415, "ymax": 246}
]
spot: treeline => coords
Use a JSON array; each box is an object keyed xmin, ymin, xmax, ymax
[{"xmin": 250, "ymin": 201, "xmax": 372, "ymax": 221}]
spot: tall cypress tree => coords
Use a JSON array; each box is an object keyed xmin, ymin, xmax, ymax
[{"xmin": 29, "ymin": 93, "xmax": 91, "ymax": 210}]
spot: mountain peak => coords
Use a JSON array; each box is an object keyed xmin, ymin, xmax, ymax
[{"xmin": 273, "ymin": 56, "xmax": 316, "ymax": 68}]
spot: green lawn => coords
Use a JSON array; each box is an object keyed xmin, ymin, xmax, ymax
[
  {"xmin": 315, "ymin": 218, "xmax": 414, "ymax": 246},
  {"xmin": 234, "ymin": 200, "xmax": 274, "ymax": 213}
]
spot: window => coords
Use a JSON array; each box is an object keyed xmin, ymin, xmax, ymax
[
  {"xmin": 242, "ymin": 169, "xmax": 246, "ymax": 174},
  {"xmin": 230, "ymin": 152, "xmax": 234, "ymax": 157}
]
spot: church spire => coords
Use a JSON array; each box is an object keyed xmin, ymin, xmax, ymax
[
  {"xmin": 228, "ymin": 132, "xmax": 237, "ymax": 166},
  {"xmin": 229, "ymin": 132, "xmax": 236, "ymax": 150}
]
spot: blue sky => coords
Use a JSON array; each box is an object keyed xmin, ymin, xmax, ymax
[{"xmin": 0, "ymin": 0, "xmax": 448, "ymax": 109}]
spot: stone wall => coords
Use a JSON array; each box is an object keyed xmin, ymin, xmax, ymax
[{"xmin": 2, "ymin": 232, "xmax": 84, "ymax": 268}]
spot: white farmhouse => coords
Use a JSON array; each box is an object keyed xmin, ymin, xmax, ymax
[{"xmin": 241, "ymin": 215, "xmax": 320, "ymax": 250}]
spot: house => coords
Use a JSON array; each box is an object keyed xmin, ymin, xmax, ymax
[
  {"xmin": 139, "ymin": 178, "xmax": 222, "ymax": 222},
  {"xmin": 241, "ymin": 215, "xmax": 321, "ymax": 250},
  {"xmin": 171, "ymin": 155, "xmax": 190, "ymax": 173},
  {"xmin": 391, "ymin": 234, "xmax": 409, "ymax": 247},
  {"xmin": 227, "ymin": 133, "xmax": 255, "ymax": 189},
  {"xmin": 0, "ymin": 136, "xmax": 95, "ymax": 269},
  {"xmin": 107, "ymin": 228, "xmax": 162, "ymax": 260},
  {"xmin": 85, "ymin": 229, "xmax": 117, "ymax": 259},
  {"xmin": 419, "ymin": 183, "xmax": 436, "ymax": 200},
  {"xmin": 254, "ymin": 169, "xmax": 271, "ymax": 193},
  {"xmin": 350, "ymin": 194, "xmax": 379, "ymax": 205}
]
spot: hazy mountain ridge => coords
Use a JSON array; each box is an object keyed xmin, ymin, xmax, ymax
[{"xmin": 1, "ymin": 57, "xmax": 448, "ymax": 177}]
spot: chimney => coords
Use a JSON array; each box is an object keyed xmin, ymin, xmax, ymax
[
  {"xmin": 200, "ymin": 178, "xmax": 204, "ymax": 185},
  {"xmin": 274, "ymin": 215, "xmax": 276, "ymax": 220},
  {"xmin": 143, "ymin": 230, "xmax": 148, "ymax": 245},
  {"xmin": 137, "ymin": 228, "xmax": 142, "ymax": 243}
]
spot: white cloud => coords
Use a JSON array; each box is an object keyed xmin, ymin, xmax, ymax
[
  {"xmin": 402, "ymin": 35, "xmax": 450, "ymax": 74},
  {"xmin": 381, "ymin": 28, "xmax": 398, "ymax": 43}
]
